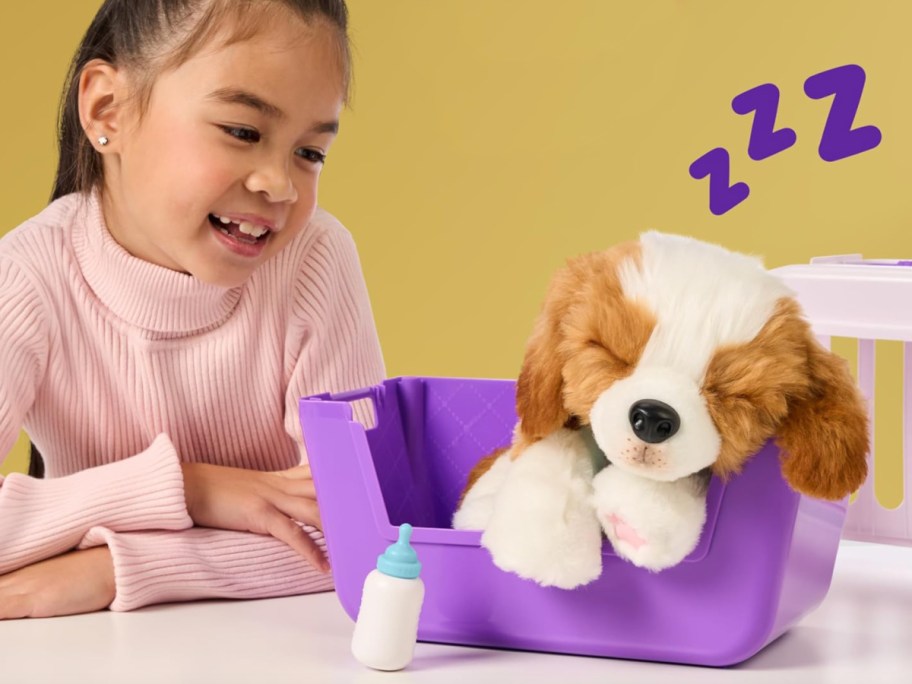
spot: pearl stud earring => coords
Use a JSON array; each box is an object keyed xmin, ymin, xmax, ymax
[{"xmin": 98, "ymin": 136, "xmax": 109, "ymax": 146}]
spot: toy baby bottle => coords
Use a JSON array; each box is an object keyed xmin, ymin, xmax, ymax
[{"xmin": 351, "ymin": 523, "xmax": 425, "ymax": 671}]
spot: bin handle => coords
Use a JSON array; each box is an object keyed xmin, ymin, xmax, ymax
[{"xmin": 325, "ymin": 387, "xmax": 377, "ymax": 402}]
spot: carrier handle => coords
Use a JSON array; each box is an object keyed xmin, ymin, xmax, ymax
[{"xmin": 323, "ymin": 386, "xmax": 378, "ymax": 402}]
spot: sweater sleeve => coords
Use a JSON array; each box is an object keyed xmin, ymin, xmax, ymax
[
  {"xmin": 0, "ymin": 258, "xmax": 47, "ymax": 461},
  {"xmin": 0, "ymin": 258, "xmax": 193, "ymax": 575},
  {"xmin": 78, "ymin": 525, "xmax": 334, "ymax": 611},
  {"xmin": 283, "ymin": 214, "xmax": 387, "ymax": 447},
  {"xmin": 82, "ymin": 212, "xmax": 386, "ymax": 611},
  {"xmin": 0, "ymin": 435, "xmax": 193, "ymax": 575}
]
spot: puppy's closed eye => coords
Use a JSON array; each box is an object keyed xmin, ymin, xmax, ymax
[
  {"xmin": 584, "ymin": 338, "xmax": 633, "ymax": 370},
  {"xmin": 585, "ymin": 338, "xmax": 619, "ymax": 355}
]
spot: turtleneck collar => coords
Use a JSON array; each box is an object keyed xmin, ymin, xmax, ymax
[{"xmin": 72, "ymin": 190, "xmax": 243, "ymax": 334}]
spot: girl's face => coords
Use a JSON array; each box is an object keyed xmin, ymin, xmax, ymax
[{"xmin": 101, "ymin": 15, "xmax": 345, "ymax": 288}]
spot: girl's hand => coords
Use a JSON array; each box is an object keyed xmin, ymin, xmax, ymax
[
  {"xmin": 180, "ymin": 462, "xmax": 329, "ymax": 572},
  {"xmin": 0, "ymin": 547, "xmax": 115, "ymax": 620}
]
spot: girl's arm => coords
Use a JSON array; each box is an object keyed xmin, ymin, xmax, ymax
[
  {"xmin": 0, "ymin": 435, "xmax": 192, "ymax": 576},
  {"xmin": 69, "ymin": 219, "xmax": 386, "ymax": 611},
  {"xmin": 76, "ymin": 525, "xmax": 333, "ymax": 611},
  {"xmin": 0, "ymin": 257, "xmax": 194, "ymax": 576}
]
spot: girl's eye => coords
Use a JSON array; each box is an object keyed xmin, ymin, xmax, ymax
[
  {"xmin": 220, "ymin": 125, "xmax": 260, "ymax": 143},
  {"xmin": 296, "ymin": 148, "xmax": 326, "ymax": 165},
  {"xmin": 218, "ymin": 126, "xmax": 325, "ymax": 165}
]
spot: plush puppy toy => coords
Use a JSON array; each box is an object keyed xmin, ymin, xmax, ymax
[{"xmin": 453, "ymin": 232, "xmax": 869, "ymax": 589}]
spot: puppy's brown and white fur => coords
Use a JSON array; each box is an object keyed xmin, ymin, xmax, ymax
[{"xmin": 453, "ymin": 232, "xmax": 869, "ymax": 588}]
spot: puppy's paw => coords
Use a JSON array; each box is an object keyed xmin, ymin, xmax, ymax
[
  {"xmin": 481, "ymin": 505, "xmax": 603, "ymax": 590},
  {"xmin": 591, "ymin": 466, "xmax": 707, "ymax": 572},
  {"xmin": 452, "ymin": 451, "xmax": 513, "ymax": 531},
  {"xmin": 480, "ymin": 429, "xmax": 604, "ymax": 589}
]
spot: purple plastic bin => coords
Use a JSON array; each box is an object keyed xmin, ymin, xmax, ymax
[{"xmin": 299, "ymin": 376, "xmax": 848, "ymax": 666}]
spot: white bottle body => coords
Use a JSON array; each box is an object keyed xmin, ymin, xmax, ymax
[{"xmin": 351, "ymin": 570, "xmax": 425, "ymax": 671}]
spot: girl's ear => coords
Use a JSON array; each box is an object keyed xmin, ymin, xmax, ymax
[
  {"xmin": 78, "ymin": 58, "xmax": 128, "ymax": 152},
  {"xmin": 776, "ymin": 330, "xmax": 869, "ymax": 500}
]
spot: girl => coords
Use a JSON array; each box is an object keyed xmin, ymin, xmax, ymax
[{"xmin": 0, "ymin": 0, "xmax": 385, "ymax": 619}]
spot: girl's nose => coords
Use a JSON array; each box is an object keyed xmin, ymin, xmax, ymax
[{"xmin": 245, "ymin": 158, "xmax": 298, "ymax": 203}]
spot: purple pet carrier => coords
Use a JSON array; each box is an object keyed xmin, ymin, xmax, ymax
[{"xmin": 299, "ymin": 376, "xmax": 847, "ymax": 666}]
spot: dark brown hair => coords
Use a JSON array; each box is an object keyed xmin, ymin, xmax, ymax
[{"xmin": 51, "ymin": 0, "xmax": 351, "ymax": 203}]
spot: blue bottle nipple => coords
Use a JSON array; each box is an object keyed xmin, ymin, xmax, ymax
[{"xmin": 376, "ymin": 524, "xmax": 422, "ymax": 579}]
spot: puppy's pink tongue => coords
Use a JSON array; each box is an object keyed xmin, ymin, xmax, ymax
[{"xmin": 608, "ymin": 514, "xmax": 647, "ymax": 550}]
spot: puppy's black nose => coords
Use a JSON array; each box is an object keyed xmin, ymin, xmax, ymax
[{"xmin": 629, "ymin": 400, "xmax": 680, "ymax": 444}]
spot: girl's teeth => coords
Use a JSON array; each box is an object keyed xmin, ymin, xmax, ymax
[
  {"xmin": 238, "ymin": 221, "xmax": 267, "ymax": 238},
  {"xmin": 212, "ymin": 214, "xmax": 269, "ymax": 238}
]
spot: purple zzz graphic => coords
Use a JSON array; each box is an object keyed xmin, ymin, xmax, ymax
[
  {"xmin": 731, "ymin": 83, "xmax": 797, "ymax": 161},
  {"xmin": 804, "ymin": 64, "xmax": 882, "ymax": 162},
  {"xmin": 689, "ymin": 63, "xmax": 881, "ymax": 215},
  {"xmin": 688, "ymin": 147, "xmax": 750, "ymax": 216}
]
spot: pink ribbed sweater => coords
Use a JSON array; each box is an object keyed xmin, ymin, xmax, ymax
[{"xmin": 0, "ymin": 191, "xmax": 386, "ymax": 611}]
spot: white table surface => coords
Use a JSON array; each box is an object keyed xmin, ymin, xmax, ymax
[{"xmin": 1, "ymin": 540, "xmax": 910, "ymax": 684}]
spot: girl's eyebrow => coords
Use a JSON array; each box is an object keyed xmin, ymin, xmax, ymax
[{"xmin": 206, "ymin": 87, "xmax": 339, "ymax": 134}]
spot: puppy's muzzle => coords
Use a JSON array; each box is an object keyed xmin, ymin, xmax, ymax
[{"xmin": 629, "ymin": 399, "xmax": 680, "ymax": 444}]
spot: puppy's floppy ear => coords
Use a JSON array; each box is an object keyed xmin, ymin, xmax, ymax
[
  {"xmin": 776, "ymin": 326, "xmax": 869, "ymax": 500},
  {"xmin": 515, "ymin": 267, "xmax": 577, "ymax": 445}
]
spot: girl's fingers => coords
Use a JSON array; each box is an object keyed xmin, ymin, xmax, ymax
[
  {"xmin": 269, "ymin": 467, "xmax": 317, "ymax": 498},
  {"xmin": 0, "ymin": 592, "xmax": 29, "ymax": 620},
  {"xmin": 0, "ymin": 548, "xmax": 115, "ymax": 620},
  {"xmin": 274, "ymin": 464, "xmax": 312, "ymax": 480},
  {"xmin": 282, "ymin": 478, "xmax": 317, "ymax": 500},
  {"xmin": 264, "ymin": 512, "xmax": 329, "ymax": 572},
  {"xmin": 275, "ymin": 493, "xmax": 322, "ymax": 530}
]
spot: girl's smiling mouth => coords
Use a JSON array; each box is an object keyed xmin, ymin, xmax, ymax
[{"xmin": 208, "ymin": 213, "xmax": 272, "ymax": 257}]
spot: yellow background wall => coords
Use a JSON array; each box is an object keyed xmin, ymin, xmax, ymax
[{"xmin": 1, "ymin": 1, "xmax": 907, "ymax": 506}]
